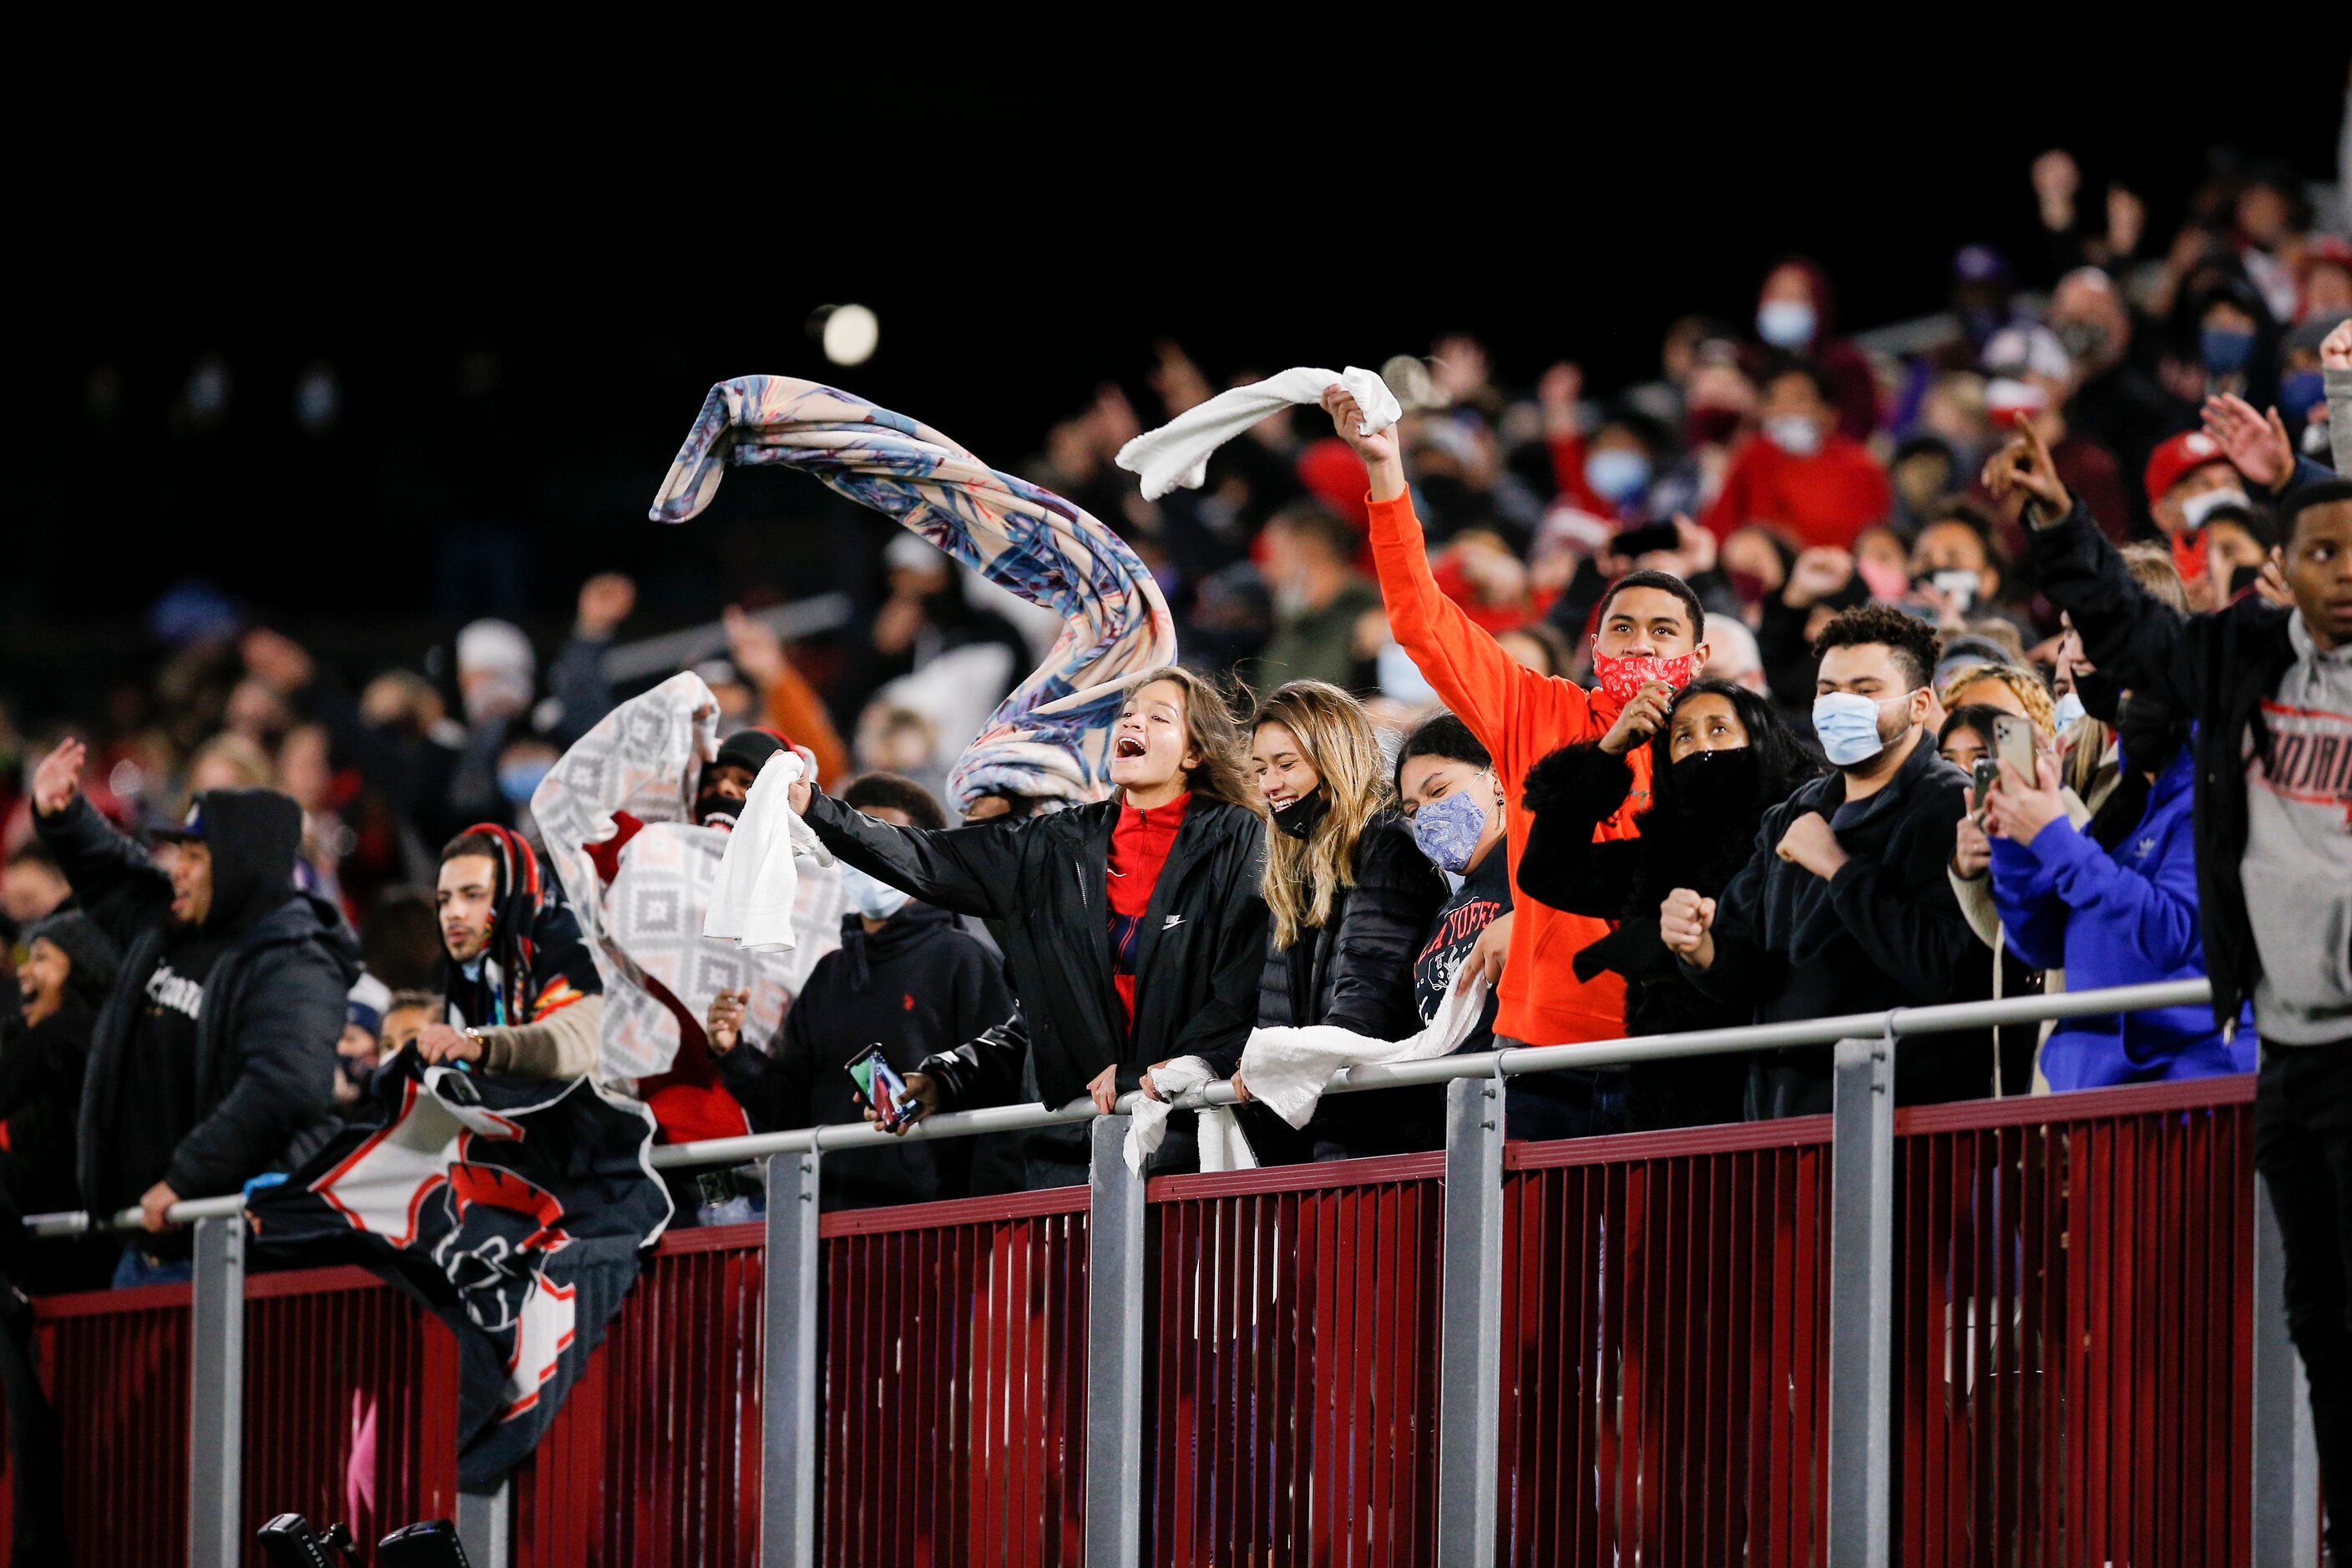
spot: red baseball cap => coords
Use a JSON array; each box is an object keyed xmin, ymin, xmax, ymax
[{"xmin": 2142, "ymin": 430, "xmax": 2233, "ymax": 509}]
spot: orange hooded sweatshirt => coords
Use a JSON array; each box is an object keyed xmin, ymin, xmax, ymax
[{"xmin": 1368, "ymin": 490, "xmax": 1651, "ymax": 1046}]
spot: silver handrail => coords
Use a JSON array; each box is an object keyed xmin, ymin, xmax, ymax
[{"xmin": 20, "ymin": 978, "xmax": 2216, "ymax": 1238}]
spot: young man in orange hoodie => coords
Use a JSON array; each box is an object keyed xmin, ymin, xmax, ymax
[{"xmin": 1321, "ymin": 387, "xmax": 1712, "ymax": 1137}]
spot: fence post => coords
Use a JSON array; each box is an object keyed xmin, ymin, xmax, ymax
[
  {"xmin": 188, "ymin": 1214, "xmax": 246, "ymax": 1568},
  {"xmin": 762, "ymin": 1151, "xmax": 822, "ymax": 1568},
  {"xmin": 2252, "ymin": 1171, "xmax": 2323, "ymax": 1565},
  {"xmin": 1435, "ymin": 1073, "xmax": 1506, "ymax": 1563},
  {"xmin": 1826, "ymin": 1034, "xmax": 1894, "ymax": 1568},
  {"xmin": 1085, "ymin": 1115, "xmax": 1146, "ymax": 1567},
  {"xmin": 454, "ymin": 1483, "xmax": 511, "ymax": 1567}
]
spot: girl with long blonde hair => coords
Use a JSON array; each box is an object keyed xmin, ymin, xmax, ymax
[{"xmin": 1248, "ymin": 680, "xmax": 1447, "ymax": 1161}]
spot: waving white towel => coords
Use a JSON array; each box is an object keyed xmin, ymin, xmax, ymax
[
  {"xmin": 1238, "ymin": 974, "xmax": 1494, "ymax": 1131},
  {"xmin": 703, "ymin": 751, "xmax": 832, "ymax": 951},
  {"xmin": 1121, "ymin": 1059, "xmax": 1259, "ymax": 1176},
  {"xmin": 1115, "ymin": 367, "xmax": 1403, "ymax": 501}
]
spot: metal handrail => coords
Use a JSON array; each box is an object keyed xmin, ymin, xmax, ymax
[{"xmin": 21, "ymin": 978, "xmax": 2216, "ymax": 1238}]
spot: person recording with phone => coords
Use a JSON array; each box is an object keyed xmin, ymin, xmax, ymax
[{"xmin": 704, "ymin": 773, "xmax": 1012, "ymax": 1211}]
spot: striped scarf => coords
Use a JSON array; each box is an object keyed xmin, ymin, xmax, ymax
[{"xmin": 651, "ymin": 377, "xmax": 1176, "ymax": 812}]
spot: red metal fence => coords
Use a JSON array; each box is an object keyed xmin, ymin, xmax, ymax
[
  {"xmin": 1144, "ymin": 1153, "xmax": 1445, "ymax": 1568},
  {"xmin": 1497, "ymin": 1117, "xmax": 1835, "ymax": 1567},
  {"xmin": 1893, "ymin": 1075, "xmax": 2258, "ymax": 1568},
  {"xmin": 0, "ymin": 1075, "xmax": 2284, "ymax": 1566}
]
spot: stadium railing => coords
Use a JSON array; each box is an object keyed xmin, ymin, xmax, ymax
[{"xmin": 10, "ymin": 980, "xmax": 2321, "ymax": 1568}]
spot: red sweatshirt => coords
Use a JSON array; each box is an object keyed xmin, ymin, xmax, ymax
[
  {"xmin": 1702, "ymin": 432, "xmax": 1891, "ymax": 549},
  {"xmin": 1367, "ymin": 491, "xmax": 1649, "ymax": 1047},
  {"xmin": 1106, "ymin": 793, "xmax": 1190, "ymax": 1037}
]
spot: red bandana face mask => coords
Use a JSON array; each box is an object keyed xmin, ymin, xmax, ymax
[{"xmin": 1591, "ymin": 647, "xmax": 1697, "ymax": 705}]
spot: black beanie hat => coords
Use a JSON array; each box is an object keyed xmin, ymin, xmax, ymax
[{"xmin": 712, "ymin": 727, "xmax": 791, "ymax": 777}]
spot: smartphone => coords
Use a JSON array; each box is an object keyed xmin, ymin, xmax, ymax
[
  {"xmin": 1611, "ymin": 521, "xmax": 1682, "ymax": 559},
  {"xmin": 1991, "ymin": 713, "xmax": 2037, "ymax": 782},
  {"xmin": 2229, "ymin": 563, "xmax": 2263, "ymax": 600},
  {"xmin": 1970, "ymin": 756, "xmax": 1999, "ymax": 809},
  {"xmin": 847, "ymin": 1044, "xmax": 918, "ymax": 1130}
]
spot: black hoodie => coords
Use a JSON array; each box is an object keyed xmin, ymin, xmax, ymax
[
  {"xmin": 37, "ymin": 789, "xmax": 357, "ymax": 1218},
  {"xmin": 719, "ymin": 900, "xmax": 1013, "ymax": 1209}
]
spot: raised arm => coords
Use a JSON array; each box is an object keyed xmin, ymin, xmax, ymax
[
  {"xmin": 1321, "ymin": 385, "xmax": 1596, "ymax": 755},
  {"xmin": 1989, "ymin": 421, "xmax": 2213, "ymax": 713},
  {"xmin": 797, "ymin": 788, "xmax": 1025, "ymax": 921},
  {"xmin": 1514, "ymin": 744, "xmax": 1647, "ymax": 917},
  {"xmin": 28, "ymin": 741, "xmax": 171, "ymax": 941}
]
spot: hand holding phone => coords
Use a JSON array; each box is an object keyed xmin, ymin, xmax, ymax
[{"xmin": 847, "ymin": 1045, "xmax": 923, "ymax": 1133}]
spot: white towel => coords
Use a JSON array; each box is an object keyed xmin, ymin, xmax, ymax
[
  {"xmin": 1115, "ymin": 367, "xmax": 1403, "ymax": 501},
  {"xmin": 1121, "ymin": 1058, "xmax": 1258, "ymax": 1176},
  {"xmin": 702, "ymin": 751, "xmax": 831, "ymax": 952},
  {"xmin": 1237, "ymin": 974, "xmax": 1494, "ymax": 1131}
]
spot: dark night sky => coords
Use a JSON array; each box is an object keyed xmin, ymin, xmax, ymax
[{"xmin": 4, "ymin": 38, "xmax": 2347, "ymax": 711}]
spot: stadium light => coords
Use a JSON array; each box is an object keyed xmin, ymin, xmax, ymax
[{"xmin": 815, "ymin": 303, "xmax": 879, "ymax": 367}]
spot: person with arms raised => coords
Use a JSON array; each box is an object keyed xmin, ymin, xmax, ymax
[
  {"xmin": 1983, "ymin": 375, "xmax": 2352, "ymax": 1528},
  {"xmin": 1322, "ymin": 385, "xmax": 1709, "ymax": 1138},
  {"xmin": 794, "ymin": 667, "xmax": 1267, "ymax": 1186},
  {"xmin": 30, "ymin": 741, "xmax": 356, "ymax": 1286}
]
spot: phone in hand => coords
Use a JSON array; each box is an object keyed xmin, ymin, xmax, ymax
[
  {"xmin": 1970, "ymin": 756, "xmax": 1999, "ymax": 810},
  {"xmin": 847, "ymin": 1044, "xmax": 919, "ymax": 1131},
  {"xmin": 1991, "ymin": 713, "xmax": 2037, "ymax": 783}
]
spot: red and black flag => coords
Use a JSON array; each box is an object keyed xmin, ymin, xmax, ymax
[{"xmin": 248, "ymin": 1054, "xmax": 673, "ymax": 1487}]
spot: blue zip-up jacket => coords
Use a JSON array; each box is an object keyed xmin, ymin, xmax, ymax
[{"xmin": 1989, "ymin": 745, "xmax": 2253, "ymax": 1089}]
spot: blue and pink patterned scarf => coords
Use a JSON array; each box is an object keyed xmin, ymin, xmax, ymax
[{"xmin": 651, "ymin": 377, "xmax": 1176, "ymax": 812}]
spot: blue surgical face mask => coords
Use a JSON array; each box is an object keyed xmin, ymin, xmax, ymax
[
  {"xmin": 837, "ymin": 863, "xmax": 913, "ymax": 921},
  {"xmin": 1811, "ymin": 689, "xmax": 1914, "ymax": 769},
  {"xmin": 1758, "ymin": 298, "xmax": 1818, "ymax": 349},
  {"xmin": 2281, "ymin": 369, "xmax": 2327, "ymax": 424},
  {"xmin": 1584, "ymin": 447, "xmax": 1651, "ymax": 503},
  {"xmin": 2200, "ymin": 327, "xmax": 2255, "ymax": 375},
  {"xmin": 2051, "ymin": 690, "xmax": 2088, "ymax": 734},
  {"xmin": 1411, "ymin": 785, "xmax": 1492, "ymax": 874},
  {"xmin": 1764, "ymin": 414, "xmax": 1823, "ymax": 458},
  {"xmin": 498, "ymin": 760, "xmax": 553, "ymax": 806}
]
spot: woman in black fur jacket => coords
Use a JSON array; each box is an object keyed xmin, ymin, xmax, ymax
[{"xmin": 1516, "ymin": 679, "xmax": 1823, "ymax": 1130}]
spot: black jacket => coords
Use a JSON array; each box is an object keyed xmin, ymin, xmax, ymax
[
  {"xmin": 0, "ymin": 1005, "xmax": 91, "ymax": 1219},
  {"xmin": 2026, "ymin": 496, "xmax": 2299, "ymax": 1031},
  {"xmin": 719, "ymin": 902, "xmax": 1013, "ymax": 1208},
  {"xmin": 1682, "ymin": 734, "xmax": 1983, "ymax": 1105},
  {"xmin": 37, "ymin": 792, "xmax": 357, "ymax": 1211},
  {"xmin": 802, "ymin": 791, "xmax": 1269, "ymax": 1110},
  {"xmin": 1518, "ymin": 744, "xmax": 1769, "ymax": 1040},
  {"xmin": 1256, "ymin": 815, "xmax": 1444, "ymax": 1036}
]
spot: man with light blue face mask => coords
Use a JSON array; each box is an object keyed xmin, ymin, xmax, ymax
[
  {"xmin": 704, "ymin": 771, "xmax": 1013, "ymax": 1210},
  {"xmin": 1662, "ymin": 604, "xmax": 1985, "ymax": 1116}
]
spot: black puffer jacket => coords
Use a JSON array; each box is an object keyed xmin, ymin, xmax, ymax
[
  {"xmin": 1256, "ymin": 815, "xmax": 1444, "ymax": 1035},
  {"xmin": 1519, "ymin": 743, "xmax": 1792, "ymax": 1128},
  {"xmin": 1257, "ymin": 813, "xmax": 1447, "ymax": 1163},
  {"xmin": 802, "ymin": 791, "xmax": 1268, "ymax": 1110},
  {"xmin": 37, "ymin": 792, "xmax": 357, "ymax": 1211}
]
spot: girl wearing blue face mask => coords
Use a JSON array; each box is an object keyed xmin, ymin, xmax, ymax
[{"xmin": 1393, "ymin": 713, "xmax": 1513, "ymax": 1064}]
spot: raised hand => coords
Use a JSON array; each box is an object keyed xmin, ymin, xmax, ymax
[
  {"xmin": 2201, "ymin": 393, "xmax": 2293, "ymax": 493},
  {"xmin": 1320, "ymin": 384, "xmax": 1398, "ymax": 464},
  {"xmin": 240, "ymin": 627, "xmax": 316, "ymax": 693},
  {"xmin": 30, "ymin": 737, "xmax": 84, "ymax": 817},
  {"xmin": 723, "ymin": 604, "xmax": 787, "ymax": 688},
  {"xmin": 1983, "ymin": 417, "xmax": 2072, "ymax": 528},
  {"xmin": 576, "ymin": 573, "xmax": 637, "ymax": 639},
  {"xmin": 706, "ymin": 987, "xmax": 750, "ymax": 1055},
  {"xmin": 1783, "ymin": 546, "xmax": 1854, "ymax": 609}
]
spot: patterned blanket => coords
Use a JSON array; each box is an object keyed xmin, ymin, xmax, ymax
[
  {"xmin": 650, "ymin": 377, "xmax": 1176, "ymax": 811},
  {"xmin": 532, "ymin": 672, "xmax": 841, "ymax": 1085}
]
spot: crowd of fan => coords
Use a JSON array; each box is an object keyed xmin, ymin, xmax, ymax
[{"xmin": 3, "ymin": 149, "xmax": 2349, "ymax": 1295}]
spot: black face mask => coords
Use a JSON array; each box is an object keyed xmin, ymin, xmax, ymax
[
  {"xmin": 2072, "ymin": 669, "xmax": 2126, "ymax": 726},
  {"xmin": 1270, "ymin": 789, "xmax": 1329, "ymax": 841},
  {"xmin": 2113, "ymin": 693, "xmax": 2188, "ymax": 775},
  {"xmin": 695, "ymin": 792, "xmax": 741, "ymax": 827},
  {"xmin": 1665, "ymin": 746, "xmax": 1761, "ymax": 813}
]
